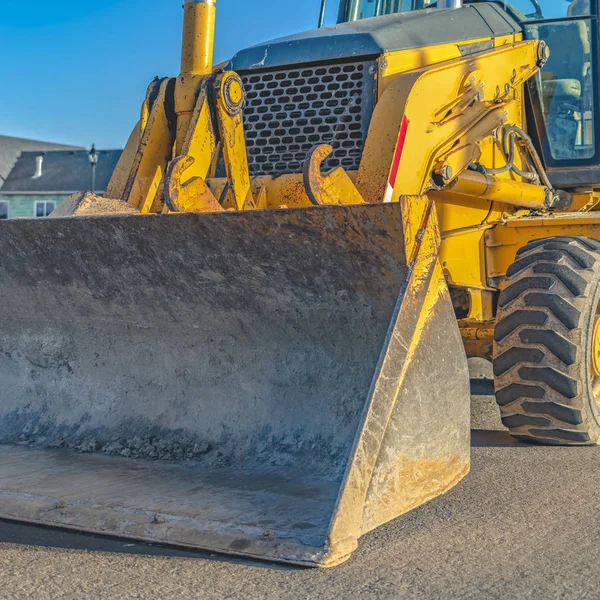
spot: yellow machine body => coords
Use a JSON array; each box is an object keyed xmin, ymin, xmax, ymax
[{"xmin": 1, "ymin": 0, "xmax": 599, "ymax": 567}]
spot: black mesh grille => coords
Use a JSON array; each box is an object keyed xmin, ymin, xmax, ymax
[{"xmin": 240, "ymin": 61, "xmax": 376, "ymax": 177}]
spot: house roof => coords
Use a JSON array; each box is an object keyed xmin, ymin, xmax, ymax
[
  {"xmin": 0, "ymin": 149, "xmax": 122, "ymax": 194},
  {"xmin": 0, "ymin": 135, "xmax": 83, "ymax": 184}
]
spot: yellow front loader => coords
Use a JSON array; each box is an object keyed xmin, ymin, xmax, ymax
[{"xmin": 1, "ymin": 0, "xmax": 599, "ymax": 567}]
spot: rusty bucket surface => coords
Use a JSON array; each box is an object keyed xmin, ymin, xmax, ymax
[{"xmin": 0, "ymin": 203, "xmax": 469, "ymax": 566}]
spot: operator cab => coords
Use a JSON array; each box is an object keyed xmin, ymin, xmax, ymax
[{"xmin": 338, "ymin": 0, "xmax": 600, "ymax": 188}]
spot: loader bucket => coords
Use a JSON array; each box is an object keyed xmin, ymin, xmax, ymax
[{"xmin": 0, "ymin": 203, "xmax": 469, "ymax": 567}]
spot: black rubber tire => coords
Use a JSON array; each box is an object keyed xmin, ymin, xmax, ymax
[{"xmin": 493, "ymin": 235, "xmax": 600, "ymax": 445}]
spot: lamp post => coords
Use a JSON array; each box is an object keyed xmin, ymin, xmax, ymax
[{"xmin": 88, "ymin": 144, "xmax": 99, "ymax": 193}]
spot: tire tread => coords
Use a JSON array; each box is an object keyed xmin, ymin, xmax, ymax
[{"xmin": 493, "ymin": 236, "xmax": 600, "ymax": 445}]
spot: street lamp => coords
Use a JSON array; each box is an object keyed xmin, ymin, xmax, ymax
[{"xmin": 88, "ymin": 144, "xmax": 99, "ymax": 193}]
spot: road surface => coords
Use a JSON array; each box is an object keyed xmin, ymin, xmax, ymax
[{"xmin": 0, "ymin": 394, "xmax": 599, "ymax": 599}]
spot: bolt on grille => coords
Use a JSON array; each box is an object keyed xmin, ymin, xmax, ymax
[{"xmin": 240, "ymin": 61, "xmax": 376, "ymax": 177}]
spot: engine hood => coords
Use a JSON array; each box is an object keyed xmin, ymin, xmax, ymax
[{"xmin": 226, "ymin": 3, "xmax": 520, "ymax": 72}]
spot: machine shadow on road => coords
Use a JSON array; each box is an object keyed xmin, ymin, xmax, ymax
[
  {"xmin": 470, "ymin": 429, "xmax": 530, "ymax": 447},
  {"xmin": 0, "ymin": 519, "xmax": 296, "ymax": 570},
  {"xmin": 469, "ymin": 389, "xmax": 530, "ymax": 447}
]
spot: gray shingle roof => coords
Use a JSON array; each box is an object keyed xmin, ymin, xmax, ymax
[
  {"xmin": 0, "ymin": 135, "xmax": 83, "ymax": 184},
  {"xmin": 1, "ymin": 149, "xmax": 122, "ymax": 194}
]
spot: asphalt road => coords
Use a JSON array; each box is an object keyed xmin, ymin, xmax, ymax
[{"xmin": 0, "ymin": 394, "xmax": 599, "ymax": 599}]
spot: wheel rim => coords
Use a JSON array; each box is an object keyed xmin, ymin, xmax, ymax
[{"xmin": 591, "ymin": 310, "xmax": 600, "ymax": 404}]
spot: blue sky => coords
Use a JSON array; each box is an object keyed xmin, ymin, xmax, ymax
[{"xmin": 0, "ymin": 0, "xmax": 339, "ymax": 149}]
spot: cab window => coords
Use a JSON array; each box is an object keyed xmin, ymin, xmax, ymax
[
  {"xmin": 345, "ymin": 0, "xmax": 433, "ymax": 20},
  {"xmin": 505, "ymin": 0, "xmax": 599, "ymax": 165},
  {"xmin": 503, "ymin": 0, "xmax": 591, "ymax": 20},
  {"xmin": 527, "ymin": 18, "xmax": 595, "ymax": 160}
]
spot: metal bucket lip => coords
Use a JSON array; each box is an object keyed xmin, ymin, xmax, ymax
[
  {"xmin": 0, "ymin": 445, "xmax": 343, "ymax": 567},
  {"xmin": 0, "ymin": 200, "xmax": 403, "ymax": 222}
]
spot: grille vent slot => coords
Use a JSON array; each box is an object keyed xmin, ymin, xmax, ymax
[{"xmin": 240, "ymin": 61, "xmax": 376, "ymax": 177}]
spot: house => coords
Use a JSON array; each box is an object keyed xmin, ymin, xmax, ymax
[
  {"xmin": 0, "ymin": 149, "xmax": 122, "ymax": 220},
  {"xmin": 0, "ymin": 135, "xmax": 83, "ymax": 186}
]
